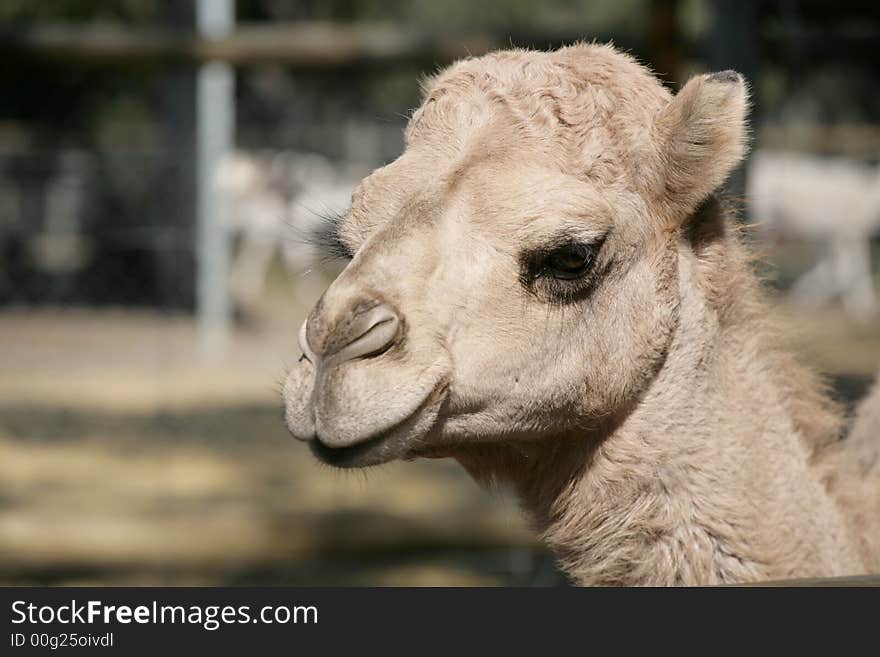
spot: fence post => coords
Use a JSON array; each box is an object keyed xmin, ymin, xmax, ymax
[{"xmin": 196, "ymin": 0, "xmax": 234, "ymax": 359}]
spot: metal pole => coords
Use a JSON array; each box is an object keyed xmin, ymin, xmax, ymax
[{"xmin": 196, "ymin": 0, "xmax": 234, "ymax": 359}]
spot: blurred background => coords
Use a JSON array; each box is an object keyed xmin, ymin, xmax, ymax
[{"xmin": 1, "ymin": 0, "xmax": 879, "ymax": 586}]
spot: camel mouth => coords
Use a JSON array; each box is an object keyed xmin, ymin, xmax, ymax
[
  {"xmin": 308, "ymin": 380, "xmax": 449, "ymax": 468},
  {"xmin": 310, "ymin": 425, "xmax": 399, "ymax": 468}
]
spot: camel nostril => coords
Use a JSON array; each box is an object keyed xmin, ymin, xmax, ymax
[
  {"xmin": 333, "ymin": 304, "xmax": 400, "ymax": 362},
  {"xmin": 298, "ymin": 320, "xmax": 318, "ymax": 363},
  {"xmin": 302, "ymin": 302, "xmax": 401, "ymax": 365}
]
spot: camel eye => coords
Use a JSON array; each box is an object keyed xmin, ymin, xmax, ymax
[
  {"xmin": 518, "ymin": 238, "xmax": 604, "ymax": 301},
  {"xmin": 543, "ymin": 243, "xmax": 594, "ymax": 280}
]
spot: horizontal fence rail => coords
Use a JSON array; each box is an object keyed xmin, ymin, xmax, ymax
[{"xmin": 0, "ymin": 21, "xmax": 631, "ymax": 67}]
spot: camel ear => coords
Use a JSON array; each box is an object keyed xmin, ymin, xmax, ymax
[{"xmin": 654, "ymin": 71, "xmax": 749, "ymax": 220}]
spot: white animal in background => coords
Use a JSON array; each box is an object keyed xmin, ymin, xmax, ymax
[
  {"xmin": 217, "ymin": 151, "xmax": 358, "ymax": 310},
  {"xmin": 748, "ymin": 150, "xmax": 880, "ymax": 319}
]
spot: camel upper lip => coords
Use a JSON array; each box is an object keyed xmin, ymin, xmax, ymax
[{"xmin": 308, "ymin": 380, "xmax": 449, "ymax": 468}]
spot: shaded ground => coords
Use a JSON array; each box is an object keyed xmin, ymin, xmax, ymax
[
  {"xmin": 0, "ymin": 253, "xmax": 878, "ymax": 586},
  {"xmin": 0, "ymin": 404, "xmax": 556, "ymax": 586}
]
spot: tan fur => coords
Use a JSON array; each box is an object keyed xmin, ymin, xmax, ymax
[{"xmin": 282, "ymin": 43, "xmax": 880, "ymax": 585}]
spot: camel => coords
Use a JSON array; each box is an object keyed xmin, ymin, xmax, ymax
[
  {"xmin": 747, "ymin": 150, "xmax": 880, "ymax": 320},
  {"xmin": 282, "ymin": 43, "xmax": 880, "ymax": 585}
]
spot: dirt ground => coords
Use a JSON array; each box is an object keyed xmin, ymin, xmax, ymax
[{"xmin": 1, "ymin": 258, "xmax": 879, "ymax": 586}]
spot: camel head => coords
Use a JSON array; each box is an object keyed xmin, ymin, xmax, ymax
[{"xmin": 283, "ymin": 44, "xmax": 749, "ymax": 468}]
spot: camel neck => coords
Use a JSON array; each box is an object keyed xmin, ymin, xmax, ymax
[{"xmin": 463, "ymin": 250, "xmax": 859, "ymax": 584}]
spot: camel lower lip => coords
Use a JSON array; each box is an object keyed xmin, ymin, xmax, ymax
[{"xmin": 309, "ymin": 428, "xmax": 396, "ymax": 467}]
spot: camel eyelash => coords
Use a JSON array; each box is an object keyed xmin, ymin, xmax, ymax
[{"xmin": 310, "ymin": 209, "xmax": 354, "ymax": 261}]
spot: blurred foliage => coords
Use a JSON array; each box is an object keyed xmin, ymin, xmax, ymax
[
  {"xmin": 0, "ymin": 0, "xmax": 161, "ymax": 24},
  {"xmin": 404, "ymin": 0, "xmax": 648, "ymax": 32},
  {"xmin": 0, "ymin": 0, "xmax": 671, "ymax": 154}
]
